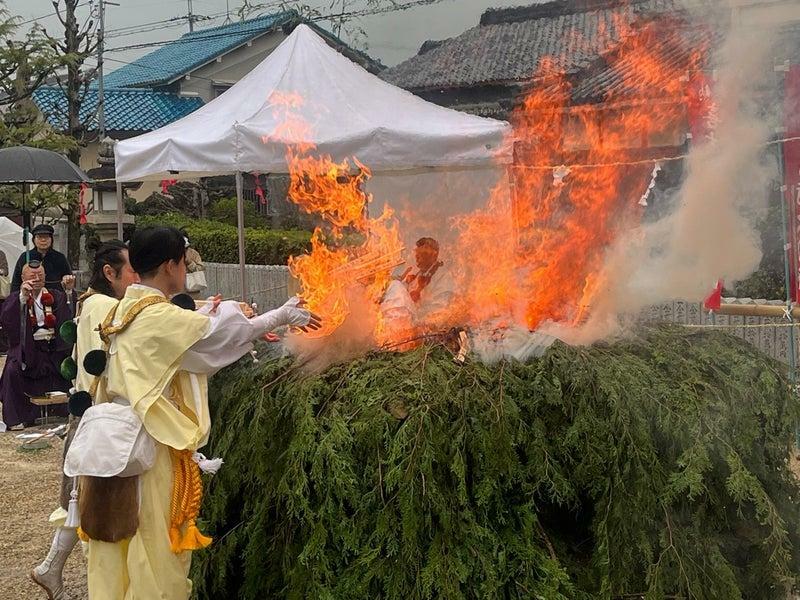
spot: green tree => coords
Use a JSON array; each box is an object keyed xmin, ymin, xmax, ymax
[{"xmin": 0, "ymin": 2, "xmax": 82, "ymax": 237}]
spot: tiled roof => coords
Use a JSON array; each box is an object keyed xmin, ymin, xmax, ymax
[
  {"xmin": 381, "ymin": 0, "xmax": 681, "ymax": 91},
  {"xmin": 103, "ymin": 11, "xmax": 297, "ymax": 88},
  {"xmin": 32, "ymin": 87, "xmax": 204, "ymax": 133},
  {"xmin": 567, "ymin": 23, "xmax": 713, "ymax": 103}
]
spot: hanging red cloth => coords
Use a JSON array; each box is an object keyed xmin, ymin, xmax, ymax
[
  {"xmin": 253, "ymin": 173, "xmax": 267, "ymax": 206},
  {"xmin": 703, "ymin": 279, "xmax": 724, "ymax": 311},
  {"xmin": 78, "ymin": 183, "xmax": 88, "ymax": 225},
  {"xmin": 161, "ymin": 179, "xmax": 177, "ymax": 195}
]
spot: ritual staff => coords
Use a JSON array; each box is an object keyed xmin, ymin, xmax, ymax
[
  {"xmin": 0, "ymin": 261, "xmax": 76, "ymax": 429},
  {"xmin": 80, "ymin": 226, "xmax": 320, "ymax": 600},
  {"xmin": 31, "ymin": 240, "xmax": 139, "ymax": 600},
  {"xmin": 11, "ymin": 224, "xmax": 73, "ymax": 293},
  {"xmin": 381, "ymin": 236, "xmax": 455, "ymax": 325}
]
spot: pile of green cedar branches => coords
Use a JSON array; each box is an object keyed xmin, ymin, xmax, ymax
[{"xmin": 192, "ymin": 325, "xmax": 800, "ymax": 599}]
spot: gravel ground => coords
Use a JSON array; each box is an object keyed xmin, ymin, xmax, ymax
[{"xmin": 0, "ymin": 430, "xmax": 87, "ymax": 600}]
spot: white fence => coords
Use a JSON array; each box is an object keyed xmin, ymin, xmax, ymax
[
  {"xmin": 202, "ymin": 262, "xmax": 292, "ymax": 310},
  {"xmin": 639, "ymin": 299, "xmax": 799, "ymax": 366}
]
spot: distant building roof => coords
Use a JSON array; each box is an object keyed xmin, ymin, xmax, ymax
[
  {"xmin": 102, "ymin": 11, "xmax": 383, "ymax": 89},
  {"xmin": 104, "ymin": 11, "xmax": 298, "ymax": 88},
  {"xmin": 382, "ymin": 0, "xmax": 680, "ymax": 91},
  {"xmin": 32, "ymin": 87, "xmax": 204, "ymax": 134}
]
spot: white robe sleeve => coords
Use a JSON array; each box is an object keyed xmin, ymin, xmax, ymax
[{"xmin": 180, "ymin": 299, "xmax": 308, "ymax": 374}]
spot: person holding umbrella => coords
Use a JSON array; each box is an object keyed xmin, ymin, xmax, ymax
[{"xmin": 10, "ymin": 224, "xmax": 73, "ymax": 293}]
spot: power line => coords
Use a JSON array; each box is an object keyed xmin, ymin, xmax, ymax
[
  {"xmin": 17, "ymin": 1, "xmax": 92, "ymax": 26},
  {"xmin": 105, "ymin": 0, "xmax": 446, "ymax": 53}
]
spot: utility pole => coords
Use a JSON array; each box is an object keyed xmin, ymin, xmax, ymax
[
  {"xmin": 96, "ymin": 0, "xmax": 105, "ymax": 139},
  {"xmin": 187, "ymin": 0, "xmax": 195, "ymax": 32},
  {"xmin": 96, "ymin": 0, "xmax": 119, "ymax": 141}
]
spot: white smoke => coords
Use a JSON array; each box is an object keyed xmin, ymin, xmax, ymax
[{"xmin": 548, "ymin": 18, "xmax": 782, "ymax": 345}]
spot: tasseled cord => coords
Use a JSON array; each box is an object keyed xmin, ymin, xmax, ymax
[
  {"xmin": 193, "ymin": 451, "xmax": 224, "ymax": 474},
  {"xmin": 168, "ymin": 449, "xmax": 222, "ymax": 553},
  {"xmin": 64, "ymin": 478, "xmax": 80, "ymax": 529}
]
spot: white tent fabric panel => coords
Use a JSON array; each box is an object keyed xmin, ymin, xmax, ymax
[
  {"xmin": 114, "ymin": 24, "xmax": 512, "ymax": 182},
  {"xmin": 0, "ymin": 216, "xmax": 25, "ymax": 268}
]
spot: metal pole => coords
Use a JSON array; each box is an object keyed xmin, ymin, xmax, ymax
[
  {"xmin": 97, "ymin": 0, "xmax": 105, "ymax": 140},
  {"xmin": 235, "ymin": 171, "xmax": 247, "ymax": 301},
  {"xmin": 187, "ymin": 0, "xmax": 194, "ymax": 32},
  {"xmin": 116, "ymin": 180, "xmax": 123, "ymax": 239}
]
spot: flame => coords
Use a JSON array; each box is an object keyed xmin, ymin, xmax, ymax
[
  {"xmin": 452, "ymin": 16, "xmax": 710, "ymax": 331},
  {"xmin": 268, "ymin": 93, "xmax": 403, "ymax": 339},
  {"xmin": 274, "ymin": 12, "xmax": 710, "ymax": 346}
]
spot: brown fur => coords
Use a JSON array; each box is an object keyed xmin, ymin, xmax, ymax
[{"xmin": 79, "ymin": 475, "xmax": 139, "ymax": 542}]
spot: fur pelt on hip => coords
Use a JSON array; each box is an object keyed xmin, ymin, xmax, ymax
[{"xmin": 78, "ymin": 475, "xmax": 139, "ymax": 542}]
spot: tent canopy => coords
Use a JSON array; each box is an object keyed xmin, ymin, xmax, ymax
[
  {"xmin": 114, "ymin": 24, "xmax": 512, "ymax": 182},
  {"xmin": 0, "ymin": 217, "xmax": 25, "ymax": 266}
]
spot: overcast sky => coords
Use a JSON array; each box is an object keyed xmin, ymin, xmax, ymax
[{"xmin": 4, "ymin": 0, "xmax": 510, "ymax": 69}]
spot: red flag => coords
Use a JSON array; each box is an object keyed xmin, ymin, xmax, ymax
[
  {"xmin": 703, "ymin": 279, "xmax": 723, "ymax": 311},
  {"xmin": 78, "ymin": 183, "xmax": 88, "ymax": 225}
]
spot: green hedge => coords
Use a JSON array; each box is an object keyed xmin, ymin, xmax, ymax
[
  {"xmin": 135, "ymin": 213, "xmax": 310, "ymax": 265},
  {"xmin": 193, "ymin": 326, "xmax": 800, "ymax": 599}
]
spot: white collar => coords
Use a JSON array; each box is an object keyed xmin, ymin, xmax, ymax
[{"xmin": 129, "ymin": 283, "xmax": 166, "ymax": 298}]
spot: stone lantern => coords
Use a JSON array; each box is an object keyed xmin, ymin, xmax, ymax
[{"xmin": 85, "ymin": 137, "xmax": 139, "ymax": 241}]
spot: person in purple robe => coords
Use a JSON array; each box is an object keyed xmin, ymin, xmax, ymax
[{"xmin": 0, "ymin": 260, "xmax": 76, "ymax": 429}]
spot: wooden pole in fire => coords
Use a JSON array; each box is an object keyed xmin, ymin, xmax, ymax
[{"xmin": 235, "ymin": 171, "xmax": 247, "ymax": 302}]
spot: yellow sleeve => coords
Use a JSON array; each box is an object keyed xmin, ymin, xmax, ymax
[
  {"xmin": 142, "ymin": 396, "xmax": 204, "ymax": 451},
  {"xmin": 141, "ymin": 373, "xmax": 210, "ymax": 451}
]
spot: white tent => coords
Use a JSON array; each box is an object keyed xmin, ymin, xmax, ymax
[
  {"xmin": 0, "ymin": 217, "xmax": 24, "ymax": 269},
  {"xmin": 114, "ymin": 24, "xmax": 512, "ymax": 298}
]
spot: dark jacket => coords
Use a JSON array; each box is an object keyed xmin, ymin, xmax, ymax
[{"xmin": 11, "ymin": 248, "xmax": 72, "ymax": 293}]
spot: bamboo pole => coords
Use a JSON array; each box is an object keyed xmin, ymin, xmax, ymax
[{"xmin": 716, "ymin": 303, "xmax": 800, "ymax": 319}]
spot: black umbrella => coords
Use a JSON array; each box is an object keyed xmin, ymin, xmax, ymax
[
  {"xmin": 0, "ymin": 147, "xmax": 92, "ymax": 371},
  {"xmin": 0, "ymin": 146, "xmax": 91, "ymax": 258},
  {"xmin": 0, "ymin": 146, "xmax": 90, "ymax": 184}
]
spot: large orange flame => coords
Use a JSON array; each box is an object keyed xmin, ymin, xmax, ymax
[
  {"xmin": 453, "ymin": 16, "xmax": 709, "ymax": 331},
  {"xmin": 267, "ymin": 93, "xmax": 404, "ymax": 338},
  {"xmin": 276, "ymin": 13, "xmax": 710, "ymax": 345}
]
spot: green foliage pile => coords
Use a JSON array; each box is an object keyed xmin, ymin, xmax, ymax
[
  {"xmin": 135, "ymin": 213, "xmax": 310, "ymax": 265},
  {"xmin": 193, "ymin": 326, "xmax": 800, "ymax": 599}
]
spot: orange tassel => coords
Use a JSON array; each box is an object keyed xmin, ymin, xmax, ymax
[
  {"xmin": 179, "ymin": 524, "xmax": 213, "ymax": 551},
  {"xmin": 168, "ymin": 448, "xmax": 213, "ymax": 553},
  {"xmin": 77, "ymin": 527, "xmax": 89, "ymax": 542}
]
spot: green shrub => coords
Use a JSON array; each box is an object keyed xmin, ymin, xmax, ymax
[
  {"xmin": 207, "ymin": 197, "xmax": 264, "ymax": 229},
  {"xmin": 135, "ymin": 213, "xmax": 310, "ymax": 265},
  {"xmin": 194, "ymin": 326, "xmax": 800, "ymax": 599}
]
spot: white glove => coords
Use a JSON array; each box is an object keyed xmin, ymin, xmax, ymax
[{"xmin": 254, "ymin": 297, "xmax": 312, "ymax": 331}]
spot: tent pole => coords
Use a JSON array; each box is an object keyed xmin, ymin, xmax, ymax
[
  {"xmin": 116, "ymin": 181, "xmax": 123, "ymax": 240},
  {"xmin": 235, "ymin": 171, "xmax": 247, "ymax": 301}
]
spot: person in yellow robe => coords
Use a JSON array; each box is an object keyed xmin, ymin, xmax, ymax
[
  {"xmin": 31, "ymin": 240, "xmax": 139, "ymax": 600},
  {"xmin": 83, "ymin": 226, "xmax": 320, "ymax": 600},
  {"xmin": 32, "ymin": 240, "xmax": 139, "ymax": 600}
]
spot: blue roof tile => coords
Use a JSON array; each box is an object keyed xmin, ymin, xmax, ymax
[
  {"xmin": 103, "ymin": 11, "xmax": 297, "ymax": 88},
  {"xmin": 32, "ymin": 87, "xmax": 204, "ymax": 133}
]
